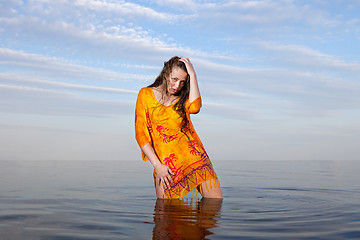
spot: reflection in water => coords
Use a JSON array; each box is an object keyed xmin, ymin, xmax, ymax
[{"xmin": 152, "ymin": 198, "xmax": 223, "ymax": 240}]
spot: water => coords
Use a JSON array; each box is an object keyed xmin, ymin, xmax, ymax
[{"xmin": 0, "ymin": 160, "xmax": 360, "ymax": 239}]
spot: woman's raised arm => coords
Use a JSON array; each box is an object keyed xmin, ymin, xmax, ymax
[{"xmin": 179, "ymin": 58, "xmax": 200, "ymax": 103}]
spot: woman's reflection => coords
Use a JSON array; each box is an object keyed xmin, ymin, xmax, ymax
[{"xmin": 152, "ymin": 197, "xmax": 223, "ymax": 240}]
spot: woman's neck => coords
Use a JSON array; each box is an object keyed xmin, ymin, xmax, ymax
[{"xmin": 152, "ymin": 86, "xmax": 178, "ymax": 106}]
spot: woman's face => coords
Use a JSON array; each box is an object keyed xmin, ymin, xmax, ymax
[{"xmin": 166, "ymin": 67, "xmax": 187, "ymax": 95}]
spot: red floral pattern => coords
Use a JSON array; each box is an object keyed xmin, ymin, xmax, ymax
[{"xmin": 156, "ymin": 125, "xmax": 178, "ymax": 143}]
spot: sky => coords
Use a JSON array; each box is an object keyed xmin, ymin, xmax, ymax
[{"xmin": 1, "ymin": 0, "xmax": 360, "ymax": 161}]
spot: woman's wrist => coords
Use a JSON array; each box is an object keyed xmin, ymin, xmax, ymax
[{"xmin": 151, "ymin": 159, "xmax": 162, "ymax": 169}]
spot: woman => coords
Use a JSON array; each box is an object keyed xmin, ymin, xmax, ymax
[{"xmin": 135, "ymin": 56, "xmax": 223, "ymax": 199}]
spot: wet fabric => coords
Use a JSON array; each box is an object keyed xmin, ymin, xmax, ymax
[{"xmin": 135, "ymin": 87, "xmax": 220, "ymax": 199}]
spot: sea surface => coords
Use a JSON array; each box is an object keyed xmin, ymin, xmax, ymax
[{"xmin": 0, "ymin": 160, "xmax": 360, "ymax": 240}]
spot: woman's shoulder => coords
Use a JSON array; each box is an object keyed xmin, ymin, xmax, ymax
[
  {"xmin": 138, "ymin": 87, "xmax": 153, "ymax": 96},
  {"xmin": 139, "ymin": 86, "xmax": 151, "ymax": 93},
  {"xmin": 137, "ymin": 87, "xmax": 156, "ymax": 106}
]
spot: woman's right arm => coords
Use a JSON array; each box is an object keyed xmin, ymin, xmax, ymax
[
  {"xmin": 141, "ymin": 143, "xmax": 174, "ymax": 189},
  {"xmin": 135, "ymin": 88, "xmax": 174, "ymax": 189}
]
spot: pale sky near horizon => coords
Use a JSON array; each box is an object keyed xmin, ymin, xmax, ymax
[{"xmin": 1, "ymin": 0, "xmax": 360, "ymax": 161}]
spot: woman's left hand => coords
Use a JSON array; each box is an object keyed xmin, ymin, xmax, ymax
[{"xmin": 179, "ymin": 57, "xmax": 196, "ymax": 76}]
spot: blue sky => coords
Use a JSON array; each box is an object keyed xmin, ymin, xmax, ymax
[{"xmin": 1, "ymin": 0, "xmax": 359, "ymax": 161}]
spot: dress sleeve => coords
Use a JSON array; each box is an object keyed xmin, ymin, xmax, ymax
[
  {"xmin": 186, "ymin": 96, "xmax": 202, "ymax": 114},
  {"xmin": 135, "ymin": 88, "xmax": 152, "ymax": 161}
]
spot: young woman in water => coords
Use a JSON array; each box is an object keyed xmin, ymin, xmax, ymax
[{"xmin": 135, "ymin": 56, "xmax": 223, "ymax": 199}]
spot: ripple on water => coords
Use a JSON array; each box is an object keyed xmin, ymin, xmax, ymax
[{"xmin": 1, "ymin": 160, "xmax": 360, "ymax": 239}]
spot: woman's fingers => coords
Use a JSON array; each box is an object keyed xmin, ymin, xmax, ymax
[
  {"xmin": 179, "ymin": 57, "xmax": 195, "ymax": 75},
  {"xmin": 164, "ymin": 178, "xmax": 171, "ymax": 189},
  {"xmin": 156, "ymin": 164, "xmax": 176, "ymax": 189},
  {"xmin": 166, "ymin": 168, "xmax": 175, "ymax": 185},
  {"xmin": 159, "ymin": 174, "xmax": 174, "ymax": 189},
  {"xmin": 161, "ymin": 177, "xmax": 170, "ymax": 189},
  {"xmin": 179, "ymin": 57, "xmax": 190, "ymax": 64}
]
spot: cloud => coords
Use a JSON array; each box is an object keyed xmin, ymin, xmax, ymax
[
  {"xmin": 0, "ymin": 1, "xmax": 190, "ymax": 63},
  {"xmin": 0, "ymin": 14, "xmax": 212, "ymax": 63},
  {"xmin": 74, "ymin": 0, "xmax": 180, "ymax": 21},
  {"xmin": 0, "ymin": 1, "xmax": 236, "ymax": 63},
  {"xmin": 0, "ymin": 0, "xmax": 180, "ymax": 22},
  {"xmin": 0, "ymin": 83, "xmax": 134, "ymax": 117},
  {"xmin": 153, "ymin": 0, "xmax": 338, "ymax": 27},
  {"xmin": 152, "ymin": 0, "xmax": 206, "ymax": 11},
  {"xmin": 256, "ymin": 41, "xmax": 360, "ymax": 74},
  {"xmin": 196, "ymin": 57, "xmax": 348, "ymax": 92},
  {"xmin": 0, "ymin": 48, "xmax": 152, "ymax": 82},
  {"xmin": 0, "ymin": 73, "xmax": 138, "ymax": 95},
  {"xmin": 192, "ymin": 0, "xmax": 340, "ymax": 27},
  {"xmin": 2, "ymin": 45, "xmax": 359, "ymax": 122},
  {"xmin": 194, "ymin": 56, "xmax": 360, "ymax": 118},
  {"xmin": 0, "ymin": 0, "xmax": 23, "ymax": 17},
  {"xmin": 202, "ymin": 101, "xmax": 257, "ymax": 121}
]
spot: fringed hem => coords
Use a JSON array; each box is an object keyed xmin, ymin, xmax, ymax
[
  {"xmin": 160, "ymin": 160, "xmax": 220, "ymax": 199},
  {"xmin": 197, "ymin": 177, "xmax": 221, "ymax": 195}
]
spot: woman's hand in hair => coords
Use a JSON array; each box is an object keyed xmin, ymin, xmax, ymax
[
  {"xmin": 180, "ymin": 57, "xmax": 200, "ymax": 102},
  {"xmin": 179, "ymin": 57, "xmax": 196, "ymax": 77}
]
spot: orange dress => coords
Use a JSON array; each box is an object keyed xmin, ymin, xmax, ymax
[{"xmin": 135, "ymin": 87, "xmax": 220, "ymax": 199}]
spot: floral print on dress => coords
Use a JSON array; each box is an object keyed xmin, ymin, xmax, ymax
[
  {"xmin": 156, "ymin": 125, "xmax": 178, "ymax": 143},
  {"xmin": 163, "ymin": 153, "xmax": 184, "ymax": 178},
  {"xmin": 188, "ymin": 140, "xmax": 208, "ymax": 160},
  {"xmin": 188, "ymin": 140, "xmax": 201, "ymax": 156}
]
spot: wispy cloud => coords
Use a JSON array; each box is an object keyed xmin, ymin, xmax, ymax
[
  {"xmin": 0, "ymin": 73, "xmax": 138, "ymax": 95},
  {"xmin": 0, "ymin": 83, "xmax": 134, "ymax": 117},
  {"xmin": 190, "ymin": 0, "xmax": 340, "ymax": 27},
  {"xmin": 74, "ymin": 0, "xmax": 181, "ymax": 21},
  {"xmin": 256, "ymin": 41, "xmax": 360, "ymax": 73},
  {"xmin": 0, "ymin": 48, "xmax": 152, "ymax": 82}
]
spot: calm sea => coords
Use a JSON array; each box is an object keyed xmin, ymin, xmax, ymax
[{"xmin": 0, "ymin": 160, "xmax": 359, "ymax": 239}]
